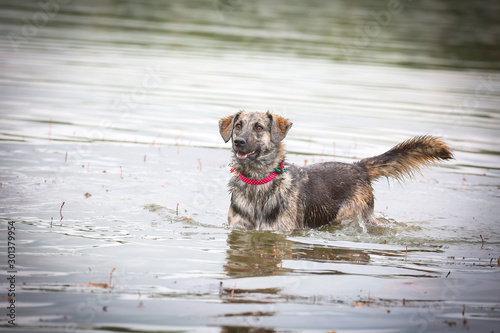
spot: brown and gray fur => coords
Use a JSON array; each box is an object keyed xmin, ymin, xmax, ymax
[{"xmin": 219, "ymin": 111, "xmax": 453, "ymax": 231}]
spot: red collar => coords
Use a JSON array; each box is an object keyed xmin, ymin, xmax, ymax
[{"xmin": 232, "ymin": 163, "xmax": 286, "ymax": 185}]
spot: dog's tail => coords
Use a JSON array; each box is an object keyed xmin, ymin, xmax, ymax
[{"xmin": 358, "ymin": 135, "xmax": 453, "ymax": 182}]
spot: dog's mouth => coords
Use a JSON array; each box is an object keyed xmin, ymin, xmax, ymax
[{"xmin": 236, "ymin": 150, "xmax": 259, "ymax": 161}]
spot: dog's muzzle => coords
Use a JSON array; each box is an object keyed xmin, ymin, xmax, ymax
[{"xmin": 234, "ymin": 137, "xmax": 259, "ymax": 161}]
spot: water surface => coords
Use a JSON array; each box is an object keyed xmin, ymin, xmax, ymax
[{"xmin": 0, "ymin": 0, "xmax": 499, "ymax": 332}]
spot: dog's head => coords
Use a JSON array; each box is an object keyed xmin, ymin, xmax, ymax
[{"xmin": 219, "ymin": 111, "xmax": 293, "ymax": 164}]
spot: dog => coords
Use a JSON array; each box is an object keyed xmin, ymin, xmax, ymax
[{"xmin": 219, "ymin": 111, "xmax": 453, "ymax": 231}]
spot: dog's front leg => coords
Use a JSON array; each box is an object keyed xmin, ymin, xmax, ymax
[{"xmin": 228, "ymin": 206, "xmax": 255, "ymax": 229}]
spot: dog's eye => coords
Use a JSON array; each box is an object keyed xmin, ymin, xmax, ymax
[
  {"xmin": 256, "ymin": 125, "xmax": 263, "ymax": 131},
  {"xmin": 235, "ymin": 123, "xmax": 242, "ymax": 130}
]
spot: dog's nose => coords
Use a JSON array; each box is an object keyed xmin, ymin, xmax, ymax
[{"xmin": 234, "ymin": 137, "xmax": 246, "ymax": 146}]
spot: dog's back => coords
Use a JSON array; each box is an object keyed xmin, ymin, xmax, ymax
[{"xmin": 288, "ymin": 162, "xmax": 371, "ymax": 228}]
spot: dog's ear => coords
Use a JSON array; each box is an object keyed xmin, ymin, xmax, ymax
[
  {"xmin": 219, "ymin": 114, "xmax": 236, "ymax": 143},
  {"xmin": 267, "ymin": 111, "xmax": 293, "ymax": 143}
]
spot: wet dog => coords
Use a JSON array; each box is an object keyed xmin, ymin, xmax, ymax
[{"xmin": 219, "ymin": 111, "xmax": 453, "ymax": 231}]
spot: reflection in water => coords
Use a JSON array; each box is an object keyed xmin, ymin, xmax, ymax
[
  {"xmin": 224, "ymin": 229, "xmax": 370, "ymax": 278},
  {"xmin": 224, "ymin": 230, "xmax": 293, "ymax": 278},
  {"xmin": 221, "ymin": 326, "xmax": 276, "ymax": 333}
]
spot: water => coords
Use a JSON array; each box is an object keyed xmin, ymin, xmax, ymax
[{"xmin": 1, "ymin": 0, "xmax": 499, "ymax": 331}]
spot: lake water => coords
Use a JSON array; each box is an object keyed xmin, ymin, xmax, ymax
[{"xmin": 1, "ymin": 0, "xmax": 499, "ymax": 332}]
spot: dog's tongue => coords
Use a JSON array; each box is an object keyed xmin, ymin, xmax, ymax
[{"xmin": 237, "ymin": 151, "xmax": 253, "ymax": 158}]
